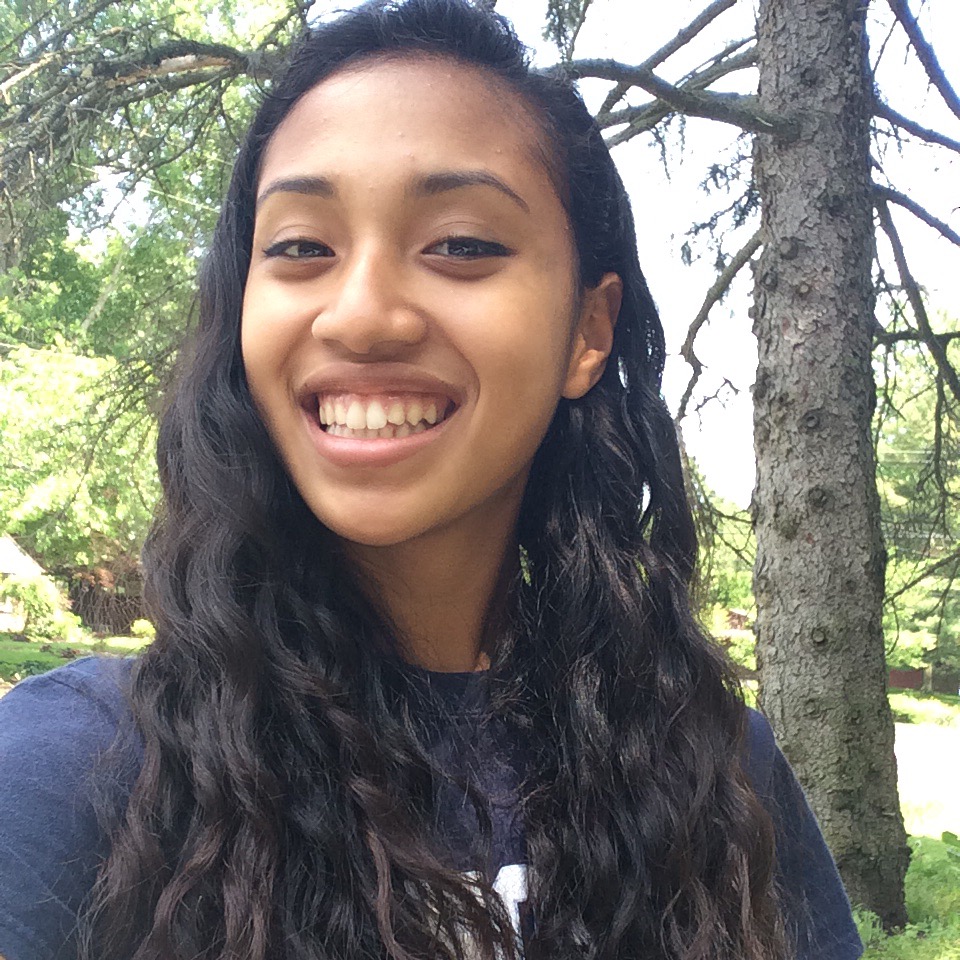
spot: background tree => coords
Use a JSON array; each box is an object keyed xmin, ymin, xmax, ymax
[
  {"xmin": 876, "ymin": 312, "xmax": 960, "ymax": 683},
  {"xmin": 3, "ymin": 0, "xmax": 958, "ymax": 925},
  {"xmin": 0, "ymin": 343, "xmax": 160, "ymax": 571},
  {"xmin": 747, "ymin": 0, "xmax": 907, "ymax": 924}
]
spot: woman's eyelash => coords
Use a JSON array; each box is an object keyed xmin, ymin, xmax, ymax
[
  {"xmin": 429, "ymin": 236, "xmax": 512, "ymax": 258},
  {"xmin": 263, "ymin": 240, "xmax": 334, "ymax": 259},
  {"xmin": 262, "ymin": 237, "xmax": 511, "ymax": 260}
]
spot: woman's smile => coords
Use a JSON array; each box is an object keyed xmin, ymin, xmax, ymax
[{"xmin": 303, "ymin": 387, "xmax": 460, "ymax": 468}]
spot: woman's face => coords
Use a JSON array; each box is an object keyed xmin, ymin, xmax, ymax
[{"xmin": 242, "ymin": 56, "xmax": 619, "ymax": 549}]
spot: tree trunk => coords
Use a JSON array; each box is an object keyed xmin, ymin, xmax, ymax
[{"xmin": 752, "ymin": 0, "xmax": 909, "ymax": 928}]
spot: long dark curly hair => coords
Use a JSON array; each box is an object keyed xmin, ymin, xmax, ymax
[{"xmin": 82, "ymin": 1, "xmax": 785, "ymax": 958}]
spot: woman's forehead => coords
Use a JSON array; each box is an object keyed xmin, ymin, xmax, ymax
[{"xmin": 259, "ymin": 54, "xmax": 555, "ymax": 190}]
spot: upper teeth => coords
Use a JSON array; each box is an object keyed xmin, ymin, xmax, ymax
[{"xmin": 318, "ymin": 395, "xmax": 447, "ymax": 431}]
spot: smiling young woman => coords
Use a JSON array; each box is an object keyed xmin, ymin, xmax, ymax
[{"xmin": 0, "ymin": 2, "xmax": 863, "ymax": 959}]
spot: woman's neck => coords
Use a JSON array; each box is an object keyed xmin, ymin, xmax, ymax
[{"xmin": 346, "ymin": 515, "xmax": 519, "ymax": 673}]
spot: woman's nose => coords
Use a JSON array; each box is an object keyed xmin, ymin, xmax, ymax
[{"xmin": 310, "ymin": 250, "xmax": 427, "ymax": 356}]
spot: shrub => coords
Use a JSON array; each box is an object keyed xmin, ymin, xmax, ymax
[
  {"xmin": 906, "ymin": 835, "xmax": 960, "ymax": 923},
  {"xmin": 0, "ymin": 573, "xmax": 80, "ymax": 640},
  {"xmin": 853, "ymin": 909, "xmax": 885, "ymax": 950},
  {"xmin": 12, "ymin": 659, "xmax": 52, "ymax": 679},
  {"xmin": 885, "ymin": 630, "xmax": 937, "ymax": 671},
  {"xmin": 130, "ymin": 618, "xmax": 156, "ymax": 640},
  {"xmin": 858, "ymin": 834, "xmax": 960, "ymax": 959}
]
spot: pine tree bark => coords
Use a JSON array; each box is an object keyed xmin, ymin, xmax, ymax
[{"xmin": 752, "ymin": 0, "xmax": 909, "ymax": 927}]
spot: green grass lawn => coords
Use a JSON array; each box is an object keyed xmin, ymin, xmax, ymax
[
  {"xmin": 891, "ymin": 689, "xmax": 960, "ymax": 728},
  {"xmin": 859, "ymin": 706, "xmax": 960, "ymax": 959},
  {"xmin": 0, "ymin": 631, "xmax": 149, "ymax": 683},
  {"xmin": 857, "ymin": 832, "xmax": 960, "ymax": 959}
]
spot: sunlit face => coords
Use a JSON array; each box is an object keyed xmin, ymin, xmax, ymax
[{"xmin": 241, "ymin": 56, "xmax": 620, "ymax": 549}]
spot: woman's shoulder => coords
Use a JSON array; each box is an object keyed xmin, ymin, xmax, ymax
[
  {"xmin": 742, "ymin": 706, "xmax": 779, "ymax": 795},
  {"xmin": 0, "ymin": 652, "xmax": 136, "ymax": 734},
  {"xmin": 0, "ymin": 653, "xmax": 142, "ymax": 808},
  {"xmin": 741, "ymin": 707, "xmax": 864, "ymax": 960},
  {"xmin": 0, "ymin": 656, "xmax": 141, "ymax": 960},
  {"xmin": 0, "ymin": 653, "xmax": 142, "ymax": 825}
]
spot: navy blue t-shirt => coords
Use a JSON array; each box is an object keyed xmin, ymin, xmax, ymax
[{"xmin": 0, "ymin": 657, "xmax": 863, "ymax": 960}]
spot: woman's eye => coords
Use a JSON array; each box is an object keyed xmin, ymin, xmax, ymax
[
  {"xmin": 427, "ymin": 237, "xmax": 511, "ymax": 259},
  {"xmin": 263, "ymin": 240, "xmax": 334, "ymax": 260}
]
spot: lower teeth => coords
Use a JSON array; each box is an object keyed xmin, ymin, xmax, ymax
[{"xmin": 326, "ymin": 422, "xmax": 430, "ymax": 439}]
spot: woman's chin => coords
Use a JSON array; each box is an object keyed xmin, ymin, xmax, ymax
[{"xmin": 317, "ymin": 513, "xmax": 435, "ymax": 551}]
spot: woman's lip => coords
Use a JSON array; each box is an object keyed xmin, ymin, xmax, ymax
[{"xmin": 303, "ymin": 405, "xmax": 456, "ymax": 468}]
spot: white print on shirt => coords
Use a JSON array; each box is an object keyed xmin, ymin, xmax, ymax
[
  {"xmin": 491, "ymin": 863, "xmax": 528, "ymax": 937},
  {"xmin": 451, "ymin": 863, "xmax": 529, "ymax": 959},
  {"xmin": 414, "ymin": 863, "xmax": 530, "ymax": 958}
]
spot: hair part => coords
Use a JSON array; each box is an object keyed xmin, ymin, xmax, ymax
[{"xmin": 83, "ymin": 2, "xmax": 785, "ymax": 959}]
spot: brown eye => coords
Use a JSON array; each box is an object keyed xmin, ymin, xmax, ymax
[
  {"xmin": 427, "ymin": 236, "xmax": 511, "ymax": 259},
  {"xmin": 264, "ymin": 240, "xmax": 335, "ymax": 259}
]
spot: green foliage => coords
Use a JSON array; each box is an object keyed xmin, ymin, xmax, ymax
[
  {"xmin": 877, "ymin": 321, "xmax": 960, "ymax": 676},
  {"xmin": 0, "ymin": 344, "xmax": 160, "ymax": 570},
  {"xmin": 886, "ymin": 629, "xmax": 938, "ymax": 670},
  {"xmin": 543, "ymin": 0, "xmax": 594, "ymax": 61},
  {"xmin": 907, "ymin": 836, "xmax": 960, "ymax": 923},
  {"xmin": 0, "ymin": 0, "xmax": 308, "ymax": 579},
  {"xmin": 889, "ymin": 690, "xmax": 960, "ymax": 728},
  {"xmin": 687, "ymin": 463, "xmax": 756, "ymax": 615},
  {"xmin": 7, "ymin": 659, "xmax": 55, "ymax": 680},
  {"xmin": 0, "ymin": 573, "xmax": 81, "ymax": 640},
  {"xmin": 0, "ymin": 210, "xmax": 102, "ymax": 348},
  {"xmin": 857, "ymin": 835, "xmax": 960, "ymax": 959},
  {"xmin": 718, "ymin": 627, "xmax": 756, "ymax": 672},
  {"xmin": 130, "ymin": 618, "xmax": 156, "ymax": 640}
]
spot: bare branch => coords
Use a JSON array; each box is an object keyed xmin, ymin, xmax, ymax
[
  {"xmin": 874, "ymin": 329, "xmax": 960, "ymax": 347},
  {"xmin": 678, "ymin": 230, "xmax": 762, "ymax": 420},
  {"xmin": 598, "ymin": 0, "xmax": 738, "ymax": 115},
  {"xmin": 875, "ymin": 100, "xmax": 960, "ymax": 155},
  {"xmin": 600, "ymin": 46, "xmax": 757, "ymax": 127},
  {"xmin": 560, "ymin": 57, "xmax": 794, "ymax": 138},
  {"xmin": 92, "ymin": 40, "xmax": 277, "ymax": 84},
  {"xmin": 876, "ymin": 197, "xmax": 960, "ymax": 407},
  {"xmin": 886, "ymin": 547, "xmax": 960, "ymax": 602},
  {"xmin": 887, "ymin": 0, "xmax": 960, "ymax": 125},
  {"xmin": 601, "ymin": 48, "xmax": 758, "ymax": 147},
  {"xmin": 874, "ymin": 185, "xmax": 960, "ymax": 247}
]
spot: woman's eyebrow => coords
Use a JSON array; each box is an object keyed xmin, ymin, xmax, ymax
[
  {"xmin": 256, "ymin": 175, "xmax": 335, "ymax": 208},
  {"xmin": 254, "ymin": 170, "xmax": 530, "ymax": 213},
  {"xmin": 413, "ymin": 170, "xmax": 530, "ymax": 213}
]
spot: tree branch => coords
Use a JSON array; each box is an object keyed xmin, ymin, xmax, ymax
[
  {"xmin": 874, "ymin": 185, "xmax": 960, "ymax": 247},
  {"xmin": 678, "ymin": 229, "xmax": 762, "ymax": 420},
  {"xmin": 874, "ymin": 329, "xmax": 960, "ymax": 347},
  {"xmin": 886, "ymin": 547, "xmax": 960, "ymax": 602},
  {"xmin": 600, "ymin": 46, "xmax": 757, "ymax": 128},
  {"xmin": 875, "ymin": 100, "xmax": 960, "ymax": 155},
  {"xmin": 887, "ymin": 0, "xmax": 960, "ymax": 125},
  {"xmin": 93, "ymin": 40, "xmax": 277, "ymax": 83},
  {"xmin": 0, "ymin": 0, "xmax": 121, "ymax": 61},
  {"xmin": 560, "ymin": 58, "xmax": 794, "ymax": 138},
  {"xmin": 601, "ymin": 48, "xmax": 759, "ymax": 147},
  {"xmin": 876, "ymin": 197, "xmax": 960, "ymax": 407},
  {"xmin": 598, "ymin": 0, "xmax": 738, "ymax": 115}
]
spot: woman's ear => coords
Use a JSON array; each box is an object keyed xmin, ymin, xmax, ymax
[{"xmin": 562, "ymin": 272, "xmax": 623, "ymax": 399}]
